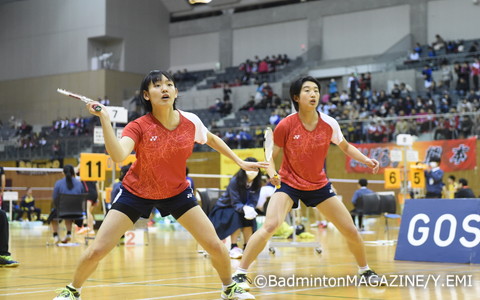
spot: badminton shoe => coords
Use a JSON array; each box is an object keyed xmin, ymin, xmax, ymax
[
  {"xmin": 232, "ymin": 272, "xmax": 252, "ymax": 291},
  {"xmin": 221, "ymin": 282, "xmax": 254, "ymax": 299},
  {"xmin": 53, "ymin": 285, "xmax": 81, "ymax": 300},
  {"xmin": 229, "ymin": 247, "xmax": 243, "ymax": 259},
  {"xmin": 0, "ymin": 255, "xmax": 19, "ymax": 267}
]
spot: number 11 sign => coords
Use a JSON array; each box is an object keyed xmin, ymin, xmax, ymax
[{"xmin": 80, "ymin": 153, "xmax": 107, "ymax": 181}]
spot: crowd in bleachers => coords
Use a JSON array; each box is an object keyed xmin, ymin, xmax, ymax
[
  {"xmin": 320, "ymin": 72, "xmax": 479, "ymax": 144},
  {"xmin": 237, "ymin": 54, "xmax": 290, "ymax": 85}
]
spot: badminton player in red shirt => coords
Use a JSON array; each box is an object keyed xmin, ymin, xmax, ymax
[
  {"xmin": 53, "ymin": 70, "xmax": 265, "ymax": 300},
  {"xmin": 232, "ymin": 76, "xmax": 383, "ymax": 290}
]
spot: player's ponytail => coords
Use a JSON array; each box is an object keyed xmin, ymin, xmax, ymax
[{"xmin": 63, "ymin": 164, "xmax": 75, "ymax": 190}]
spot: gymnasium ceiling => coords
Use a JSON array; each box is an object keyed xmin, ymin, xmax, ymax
[{"xmin": 0, "ymin": 0, "xmax": 310, "ymax": 18}]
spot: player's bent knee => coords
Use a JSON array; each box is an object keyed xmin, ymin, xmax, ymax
[
  {"xmin": 342, "ymin": 224, "xmax": 361, "ymax": 240},
  {"xmin": 262, "ymin": 219, "xmax": 281, "ymax": 235},
  {"xmin": 85, "ymin": 244, "xmax": 113, "ymax": 262},
  {"xmin": 202, "ymin": 239, "xmax": 225, "ymax": 257}
]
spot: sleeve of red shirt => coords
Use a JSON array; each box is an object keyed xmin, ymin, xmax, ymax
[
  {"xmin": 122, "ymin": 120, "xmax": 142, "ymax": 144},
  {"xmin": 273, "ymin": 118, "xmax": 288, "ymax": 148}
]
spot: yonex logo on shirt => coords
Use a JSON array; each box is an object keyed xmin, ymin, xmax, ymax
[
  {"xmin": 150, "ymin": 136, "xmax": 158, "ymax": 141},
  {"xmin": 293, "ymin": 135, "xmax": 301, "ymax": 139}
]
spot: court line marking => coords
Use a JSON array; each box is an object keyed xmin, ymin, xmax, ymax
[{"xmin": 1, "ymin": 255, "xmax": 478, "ymax": 297}]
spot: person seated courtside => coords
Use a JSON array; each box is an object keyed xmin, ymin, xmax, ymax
[
  {"xmin": 350, "ymin": 178, "xmax": 374, "ymax": 231},
  {"xmin": 209, "ymin": 157, "xmax": 263, "ymax": 259},
  {"xmin": 47, "ymin": 165, "xmax": 86, "ymax": 244}
]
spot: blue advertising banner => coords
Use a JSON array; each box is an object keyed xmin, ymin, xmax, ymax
[{"xmin": 395, "ymin": 199, "xmax": 480, "ymax": 264}]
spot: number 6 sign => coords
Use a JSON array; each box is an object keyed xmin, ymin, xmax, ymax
[{"xmin": 384, "ymin": 168, "xmax": 401, "ymax": 189}]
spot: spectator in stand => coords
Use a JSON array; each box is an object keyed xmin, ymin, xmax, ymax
[
  {"xmin": 394, "ymin": 111, "xmax": 410, "ymax": 138},
  {"xmin": 223, "ymin": 99, "xmax": 233, "ymax": 116},
  {"xmin": 236, "ymin": 130, "xmax": 253, "ymax": 149},
  {"xmin": 427, "ymin": 46, "xmax": 436, "ymax": 58},
  {"xmin": 468, "ymin": 42, "xmax": 479, "ymax": 57},
  {"xmin": 100, "ymin": 96, "xmax": 110, "ymax": 106},
  {"xmin": 239, "ymin": 115, "xmax": 250, "ymax": 130},
  {"xmin": 239, "ymin": 96, "xmax": 256, "ymax": 111},
  {"xmin": 458, "ymin": 115, "xmax": 473, "ymax": 138},
  {"xmin": 406, "ymin": 50, "xmax": 419, "ymax": 63},
  {"xmin": 414, "ymin": 42, "xmax": 423, "ymax": 56},
  {"xmin": 454, "ymin": 178, "xmax": 475, "ymax": 198},
  {"xmin": 339, "ymin": 90, "xmax": 350, "ymax": 104},
  {"xmin": 223, "ymin": 83, "xmax": 232, "ymax": 102},
  {"xmin": 328, "ymin": 78, "xmax": 338, "ymax": 96},
  {"xmin": 391, "ymin": 84, "xmax": 401, "ymax": 99},
  {"xmin": 348, "ymin": 73, "xmax": 359, "ymax": 99},
  {"xmin": 52, "ymin": 139, "xmax": 63, "ymax": 160},
  {"xmin": 471, "ymin": 58, "xmax": 480, "ymax": 91},
  {"xmin": 209, "ymin": 98, "xmax": 224, "ymax": 113},
  {"xmin": 432, "ymin": 34, "xmax": 446, "ymax": 51},
  {"xmin": 441, "ymin": 61, "xmax": 453, "ymax": 91},
  {"xmin": 269, "ymin": 111, "xmax": 281, "ymax": 126},
  {"xmin": 422, "ymin": 65, "xmax": 433, "ymax": 92}
]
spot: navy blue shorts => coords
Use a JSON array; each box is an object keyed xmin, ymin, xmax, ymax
[
  {"xmin": 110, "ymin": 185, "xmax": 198, "ymax": 223},
  {"xmin": 275, "ymin": 182, "xmax": 336, "ymax": 209}
]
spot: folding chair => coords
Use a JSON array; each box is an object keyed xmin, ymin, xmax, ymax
[
  {"xmin": 196, "ymin": 188, "xmax": 223, "ymax": 256},
  {"xmin": 47, "ymin": 193, "xmax": 88, "ymax": 246},
  {"xmin": 379, "ymin": 193, "xmax": 401, "ymax": 242}
]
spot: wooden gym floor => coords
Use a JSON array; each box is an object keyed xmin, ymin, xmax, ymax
[{"xmin": 0, "ymin": 217, "xmax": 479, "ymax": 300}]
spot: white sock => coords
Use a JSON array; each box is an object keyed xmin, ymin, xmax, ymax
[
  {"xmin": 235, "ymin": 268, "xmax": 248, "ymax": 274},
  {"xmin": 67, "ymin": 283, "xmax": 82, "ymax": 293},
  {"xmin": 358, "ymin": 265, "xmax": 370, "ymax": 274}
]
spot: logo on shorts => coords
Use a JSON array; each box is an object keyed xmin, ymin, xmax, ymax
[
  {"xmin": 187, "ymin": 193, "xmax": 193, "ymax": 198},
  {"xmin": 329, "ymin": 189, "xmax": 334, "ymax": 194},
  {"xmin": 150, "ymin": 136, "xmax": 158, "ymax": 141},
  {"xmin": 293, "ymin": 135, "xmax": 301, "ymax": 140}
]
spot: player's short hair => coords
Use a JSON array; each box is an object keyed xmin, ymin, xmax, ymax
[
  {"xmin": 289, "ymin": 76, "xmax": 321, "ymax": 112},
  {"xmin": 358, "ymin": 178, "xmax": 368, "ymax": 187}
]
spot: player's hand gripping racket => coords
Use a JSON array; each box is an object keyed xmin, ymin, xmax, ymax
[
  {"xmin": 57, "ymin": 88, "xmax": 102, "ymax": 112},
  {"xmin": 264, "ymin": 127, "xmax": 280, "ymax": 189}
]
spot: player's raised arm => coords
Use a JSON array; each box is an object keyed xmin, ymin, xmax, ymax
[{"xmin": 86, "ymin": 102, "xmax": 134, "ymax": 162}]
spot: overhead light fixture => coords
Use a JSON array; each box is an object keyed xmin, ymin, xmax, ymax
[{"xmin": 188, "ymin": 0, "xmax": 212, "ymax": 4}]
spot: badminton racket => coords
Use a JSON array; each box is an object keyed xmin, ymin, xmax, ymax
[
  {"xmin": 57, "ymin": 88, "xmax": 102, "ymax": 112},
  {"xmin": 264, "ymin": 127, "xmax": 280, "ymax": 189}
]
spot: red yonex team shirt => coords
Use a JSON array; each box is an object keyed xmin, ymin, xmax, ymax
[
  {"xmin": 274, "ymin": 112, "xmax": 344, "ymax": 191},
  {"xmin": 121, "ymin": 111, "xmax": 208, "ymax": 199}
]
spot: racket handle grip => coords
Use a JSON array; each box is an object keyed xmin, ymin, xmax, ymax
[
  {"xmin": 92, "ymin": 105, "xmax": 102, "ymax": 112},
  {"xmin": 273, "ymin": 174, "xmax": 281, "ymax": 189}
]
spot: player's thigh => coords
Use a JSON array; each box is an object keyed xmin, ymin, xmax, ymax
[
  {"xmin": 264, "ymin": 192, "xmax": 293, "ymax": 228},
  {"xmin": 176, "ymin": 206, "xmax": 220, "ymax": 246},
  {"xmin": 93, "ymin": 210, "xmax": 134, "ymax": 250},
  {"xmin": 317, "ymin": 196, "xmax": 356, "ymax": 233}
]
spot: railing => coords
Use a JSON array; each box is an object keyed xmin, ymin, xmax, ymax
[{"xmin": 1, "ymin": 111, "xmax": 478, "ymax": 161}]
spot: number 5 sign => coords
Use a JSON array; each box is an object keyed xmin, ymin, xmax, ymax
[
  {"xmin": 409, "ymin": 167, "xmax": 425, "ymax": 189},
  {"xmin": 80, "ymin": 153, "xmax": 107, "ymax": 181},
  {"xmin": 384, "ymin": 168, "xmax": 401, "ymax": 189}
]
